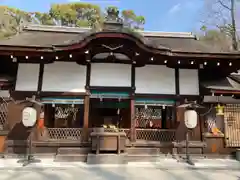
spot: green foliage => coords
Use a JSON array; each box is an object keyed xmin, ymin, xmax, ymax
[
  {"xmin": 199, "ymin": 29, "xmax": 233, "ymax": 51},
  {"xmin": 105, "ymin": 6, "xmax": 119, "ymax": 15},
  {"xmin": 0, "ymin": 3, "xmax": 146, "ymax": 39},
  {"xmin": 34, "ymin": 12, "xmax": 55, "ymax": 25},
  {"xmin": 0, "ymin": 6, "xmax": 32, "ymax": 38},
  {"xmin": 200, "ymin": 25, "xmax": 207, "ymax": 32},
  {"xmin": 121, "ymin": 9, "xmax": 145, "ymax": 30},
  {"xmin": 49, "ymin": 3, "xmax": 102, "ymax": 27}
]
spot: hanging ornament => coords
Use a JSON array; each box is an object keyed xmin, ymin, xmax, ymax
[
  {"xmin": 216, "ymin": 104, "xmax": 224, "ymax": 116},
  {"xmin": 117, "ymin": 108, "xmax": 120, "ymax": 115}
]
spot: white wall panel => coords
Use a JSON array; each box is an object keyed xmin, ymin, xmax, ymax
[
  {"xmin": 15, "ymin": 63, "xmax": 39, "ymax": 91},
  {"xmin": 90, "ymin": 63, "xmax": 131, "ymax": 87},
  {"xmin": 135, "ymin": 65, "xmax": 175, "ymax": 94},
  {"xmin": 42, "ymin": 62, "xmax": 86, "ymax": 92},
  {"xmin": 179, "ymin": 69, "xmax": 199, "ymax": 95}
]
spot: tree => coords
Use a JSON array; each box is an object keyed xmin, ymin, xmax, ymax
[
  {"xmin": 201, "ymin": 0, "xmax": 238, "ymax": 50},
  {"xmin": 49, "ymin": 3, "xmax": 102, "ymax": 28},
  {"xmin": 0, "ymin": 3, "xmax": 146, "ymax": 38},
  {"xmin": 0, "ymin": 6, "xmax": 32, "ymax": 38},
  {"xmin": 121, "ymin": 9, "xmax": 145, "ymax": 30},
  {"xmin": 34, "ymin": 12, "xmax": 55, "ymax": 25},
  {"xmin": 104, "ymin": 6, "xmax": 145, "ymax": 30},
  {"xmin": 199, "ymin": 28, "xmax": 233, "ymax": 51}
]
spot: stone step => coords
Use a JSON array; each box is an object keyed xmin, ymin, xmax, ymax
[
  {"xmin": 57, "ymin": 147, "xmax": 91, "ymax": 154},
  {"xmin": 4, "ymin": 153, "xmax": 55, "ymax": 159},
  {"xmin": 55, "ymin": 154, "xmax": 87, "ymax": 162},
  {"xmin": 126, "ymin": 154, "xmax": 171, "ymax": 162},
  {"xmin": 87, "ymin": 153, "xmax": 127, "ymax": 164},
  {"xmin": 177, "ymin": 148, "xmax": 203, "ymax": 154},
  {"xmin": 127, "ymin": 148, "xmax": 160, "ymax": 155}
]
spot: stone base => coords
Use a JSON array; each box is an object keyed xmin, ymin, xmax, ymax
[
  {"xmin": 55, "ymin": 154, "xmax": 87, "ymax": 162},
  {"xmin": 87, "ymin": 153, "xmax": 127, "ymax": 164},
  {"xmin": 126, "ymin": 154, "xmax": 171, "ymax": 162},
  {"xmin": 57, "ymin": 147, "xmax": 91, "ymax": 154}
]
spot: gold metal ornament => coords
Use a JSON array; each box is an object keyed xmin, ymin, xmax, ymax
[{"xmin": 216, "ymin": 104, "xmax": 224, "ymax": 116}]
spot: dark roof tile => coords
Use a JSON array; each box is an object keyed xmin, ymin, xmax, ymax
[
  {"xmin": 0, "ymin": 24, "xmax": 235, "ymax": 54},
  {"xmin": 203, "ymin": 77, "xmax": 240, "ymax": 91},
  {"xmin": 0, "ymin": 31, "xmax": 80, "ymax": 47}
]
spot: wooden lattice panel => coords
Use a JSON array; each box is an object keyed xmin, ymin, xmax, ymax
[
  {"xmin": 0, "ymin": 98, "xmax": 11, "ymax": 129},
  {"xmin": 48, "ymin": 128, "xmax": 83, "ymax": 140},
  {"xmin": 136, "ymin": 128, "xmax": 176, "ymax": 142}
]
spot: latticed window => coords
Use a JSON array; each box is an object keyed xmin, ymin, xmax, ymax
[
  {"xmin": 47, "ymin": 104, "xmax": 84, "ymax": 140},
  {"xmin": 224, "ymin": 104, "xmax": 240, "ymax": 147},
  {"xmin": 54, "ymin": 104, "xmax": 81, "ymax": 128},
  {"xmin": 0, "ymin": 98, "xmax": 9, "ymax": 129},
  {"xmin": 135, "ymin": 106, "xmax": 176, "ymax": 141},
  {"xmin": 135, "ymin": 106, "xmax": 162, "ymax": 128}
]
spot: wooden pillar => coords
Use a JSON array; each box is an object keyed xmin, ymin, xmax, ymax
[
  {"xmin": 175, "ymin": 102, "xmax": 187, "ymax": 142},
  {"xmin": 130, "ymin": 99, "xmax": 136, "ymax": 142},
  {"xmin": 83, "ymin": 51, "xmax": 91, "ymax": 142},
  {"xmin": 83, "ymin": 94, "xmax": 90, "ymax": 142},
  {"xmin": 175, "ymin": 67, "xmax": 179, "ymax": 95},
  {"xmin": 130, "ymin": 62, "xmax": 136, "ymax": 142}
]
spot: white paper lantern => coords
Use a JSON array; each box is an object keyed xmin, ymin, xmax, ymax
[
  {"xmin": 22, "ymin": 107, "xmax": 37, "ymax": 127},
  {"xmin": 184, "ymin": 110, "xmax": 198, "ymax": 129}
]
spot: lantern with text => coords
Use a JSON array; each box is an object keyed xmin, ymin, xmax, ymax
[
  {"xmin": 22, "ymin": 107, "xmax": 37, "ymax": 127},
  {"xmin": 216, "ymin": 104, "xmax": 224, "ymax": 116},
  {"xmin": 184, "ymin": 109, "xmax": 198, "ymax": 129}
]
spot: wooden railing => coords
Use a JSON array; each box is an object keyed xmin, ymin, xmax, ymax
[
  {"xmin": 47, "ymin": 128, "xmax": 176, "ymax": 142},
  {"xmin": 136, "ymin": 128, "xmax": 176, "ymax": 142},
  {"xmin": 48, "ymin": 128, "xmax": 83, "ymax": 140}
]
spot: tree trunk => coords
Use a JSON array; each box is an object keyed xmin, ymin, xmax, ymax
[{"xmin": 231, "ymin": 0, "xmax": 238, "ymax": 50}]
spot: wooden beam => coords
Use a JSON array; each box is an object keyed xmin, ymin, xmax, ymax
[
  {"xmin": 212, "ymin": 90, "xmax": 240, "ymax": 94},
  {"xmin": 175, "ymin": 68, "xmax": 179, "ymax": 95},
  {"xmin": 85, "ymin": 52, "xmax": 91, "ymax": 90},
  {"xmin": 37, "ymin": 63, "xmax": 44, "ymax": 95},
  {"xmin": 131, "ymin": 64, "xmax": 136, "ymax": 91}
]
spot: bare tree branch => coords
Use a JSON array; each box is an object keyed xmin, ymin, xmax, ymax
[{"xmin": 217, "ymin": 0, "xmax": 231, "ymax": 11}]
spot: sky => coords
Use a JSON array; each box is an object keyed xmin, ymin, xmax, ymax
[{"xmin": 0, "ymin": 0, "xmax": 204, "ymax": 32}]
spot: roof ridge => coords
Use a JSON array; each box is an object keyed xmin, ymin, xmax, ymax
[
  {"xmin": 23, "ymin": 24, "xmax": 196, "ymax": 38},
  {"xmin": 23, "ymin": 24, "xmax": 90, "ymax": 33},
  {"xmin": 140, "ymin": 31, "xmax": 195, "ymax": 38}
]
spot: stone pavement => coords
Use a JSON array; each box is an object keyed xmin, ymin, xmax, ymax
[
  {"xmin": 0, "ymin": 157, "xmax": 239, "ymax": 170},
  {"xmin": 0, "ymin": 167, "xmax": 240, "ymax": 180},
  {"xmin": 0, "ymin": 158, "xmax": 239, "ymax": 180}
]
